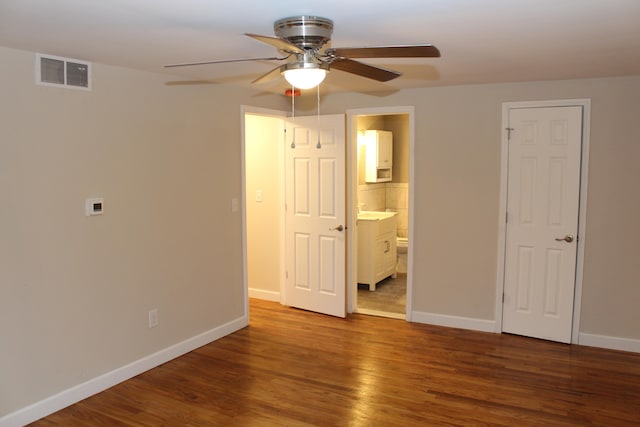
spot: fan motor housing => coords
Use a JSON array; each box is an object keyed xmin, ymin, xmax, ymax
[{"xmin": 274, "ymin": 16, "xmax": 334, "ymax": 50}]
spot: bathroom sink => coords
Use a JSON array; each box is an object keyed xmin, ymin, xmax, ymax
[{"xmin": 357, "ymin": 211, "xmax": 397, "ymax": 221}]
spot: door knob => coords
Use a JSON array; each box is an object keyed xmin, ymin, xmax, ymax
[
  {"xmin": 329, "ymin": 225, "xmax": 344, "ymax": 232},
  {"xmin": 555, "ymin": 235, "xmax": 574, "ymax": 243}
]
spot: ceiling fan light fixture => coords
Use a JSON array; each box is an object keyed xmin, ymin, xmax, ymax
[
  {"xmin": 165, "ymin": 15, "xmax": 441, "ymax": 89},
  {"xmin": 283, "ymin": 67, "xmax": 327, "ymax": 89}
]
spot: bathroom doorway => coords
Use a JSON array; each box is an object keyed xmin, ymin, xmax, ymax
[{"xmin": 346, "ymin": 107, "xmax": 414, "ymax": 320}]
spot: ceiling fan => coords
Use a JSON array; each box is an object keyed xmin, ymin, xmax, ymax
[{"xmin": 165, "ymin": 16, "xmax": 440, "ymax": 89}]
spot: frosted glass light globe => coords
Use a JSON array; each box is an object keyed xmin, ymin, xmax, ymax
[{"xmin": 283, "ymin": 68, "xmax": 327, "ymax": 89}]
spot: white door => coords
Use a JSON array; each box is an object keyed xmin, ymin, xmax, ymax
[
  {"xmin": 285, "ymin": 114, "xmax": 346, "ymax": 317},
  {"xmin": 502, "ymin": 106, "xmax": 583, "ymax": 343}
]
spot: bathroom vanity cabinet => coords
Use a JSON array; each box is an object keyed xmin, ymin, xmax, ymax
[
  {"xmin": 364, "ymin": 130, "xmax": 393, "ymax": 183},
  {"xmin": 357, "ymin": 211, "xmax": 397, "ymax": 291}
]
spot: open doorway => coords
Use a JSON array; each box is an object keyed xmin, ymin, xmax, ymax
[
  {"xmin": 242, "ymin": 107, "xmax": 287, "ymax": 308},
  {"xmin": 346, "ymin": 107, "xmax": 415, "ymax": 321},
  {"xmin": 243, "ymin": 105, "xmax": 414, "ymax": 320},
  {"xmin": 242, "ymin": 107, "xmax": 347, "ymax": 318}
]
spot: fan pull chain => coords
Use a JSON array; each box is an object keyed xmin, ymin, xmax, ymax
[
  {"xmin": 316, "ymin": 84, "xmax": 321, "ymax": 149},
  {"xmin": 290, "ymin": 84, "xmax": 296, "ymax": 149}
]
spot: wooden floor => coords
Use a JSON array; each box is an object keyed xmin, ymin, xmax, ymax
[{"xmin": 32, "ymin": 299, "xmax": 640, "ymax": 426}]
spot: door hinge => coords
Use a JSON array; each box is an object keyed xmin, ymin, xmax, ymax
[
  {"xmin": 505, "ymin": 127, "xmax": 514, "ymax": 140},
  {"xmin": 502, "ymin": 292, "xmax": 505, "ymax": 303},
  {"xmin": 505, "ymin": 211, "xmax": 508, "ymax": 223}
]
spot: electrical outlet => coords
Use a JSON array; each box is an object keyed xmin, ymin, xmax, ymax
[{"xmin": 148, "ymin": 309, "xmax": 158, "ymax": 328}]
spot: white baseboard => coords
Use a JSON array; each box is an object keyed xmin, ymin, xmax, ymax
[
  {"xmin": 578, "ymin": 332, "xmax": 640, "ymax": 354},
  {"xmin": 0, "ymin": 315, "xmax": 248, "ymax": 427},
  {"xmin": 248, "ymin": 288, "xmax": 280, "ymax": 302},
  {"xmin": 411, "ymin": 311, "xmax": 640, "ymax": 354},
  {"xmin": 411, "ymin": 310, "xmax": 496, "ymax": 333}
]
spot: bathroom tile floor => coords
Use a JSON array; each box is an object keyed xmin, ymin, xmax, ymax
[{"xmin": 357, "ymin": 273, "xmax": 406, "ymax": 314}]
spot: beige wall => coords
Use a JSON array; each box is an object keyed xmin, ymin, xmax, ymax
[
  {"xmin": 385, "ymin": 114, "xmax": 410, "ymax": 184},
  {"xmin": 0, "ymin": 46, "xmax": 286, "ymax": 416},
  {"xmin": 321, "ymin": 76, "xmax": 640, "ymax": 337},
  {"xmin": 2, "ymin": 42, "xmax": 640, "ymax": 418},
  {"xmin": 245, "ymin": 114, "xmax": 282, "ymax": 295}
]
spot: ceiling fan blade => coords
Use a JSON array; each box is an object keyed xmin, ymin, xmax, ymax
[
  {"xmin": 326, "ymin": 44, "xmax": 440, "ymax": 59},
  {"xmin": 164, "ymin": 56, "xmax": 287, "ymax": 68},
  {"xmin": 251, "ymin": 65, "xmax": 283, "ymax": 84},
  {"xmin": 330, "ymin": 58, "xmax": 400, "ymax": 82},
  {"xmin": 245, "ymin": 33, "xmax": 305, "ymax": 54}
]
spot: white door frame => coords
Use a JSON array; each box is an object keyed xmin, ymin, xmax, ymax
[
  {"xmin": 495, "ymin": 99, "xmax": 591, "ymax": 344},
  {"xmin": 346, "ymin": 106, "xmax": 415, "ymax": 320}
]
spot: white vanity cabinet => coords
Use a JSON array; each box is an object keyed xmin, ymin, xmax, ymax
[
  {"xmin": 364, "ymin": 130, "xmax": 393, "ymax": 183},
  {"xmin": 357, "ymin": 212, "xmax": 397, "ymax": 291}
]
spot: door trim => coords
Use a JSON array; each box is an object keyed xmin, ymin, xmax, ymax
[
  {"xmin": 495, "ymin": 99, "xmax": 591, "ymax": 344},
  {"xmin": 346, "ymin": 106, "xmax": 415, "ymax": 321}
]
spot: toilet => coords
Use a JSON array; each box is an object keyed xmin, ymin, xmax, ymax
[{"xmin": 396, "ymin": 236, "xmax": 409, "ymax": 274}]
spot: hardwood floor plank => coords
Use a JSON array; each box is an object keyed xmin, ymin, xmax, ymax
[{"xmin": 29, "ymin": 299, "xmax": 640, "ymax": 426}]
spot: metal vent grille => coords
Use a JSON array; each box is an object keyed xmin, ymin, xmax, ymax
[{"xmin": 36, "ymin": 53, "xmax": 91, "ymax": 90}]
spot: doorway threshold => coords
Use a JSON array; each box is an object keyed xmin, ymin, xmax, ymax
[{"xmin": 355, "ymin": 307, "xmax": 405, "ymax": 320}]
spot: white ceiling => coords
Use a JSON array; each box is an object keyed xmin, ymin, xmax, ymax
[{"xmin": 1, "ymin": 0, "xmax": 639, "ymax": 95}]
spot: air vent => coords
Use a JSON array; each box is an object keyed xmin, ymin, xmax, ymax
[{"xmin": 36, "ymin": 53, "xmax": 92, "ymax": 90}]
